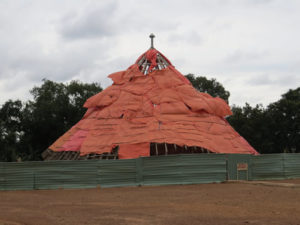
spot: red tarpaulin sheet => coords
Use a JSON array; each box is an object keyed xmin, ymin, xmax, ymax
[
  {"xmin": 118, "ymin": 143, "xmax": 150, "ymax": 159},
  {"xmin": 49, "ymin": 49, "xmax": 258, "ymax": 157}
]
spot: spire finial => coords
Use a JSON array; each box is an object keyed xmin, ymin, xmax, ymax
[{"xmin": 149, "ymin": 33, "xmax": 155, "ymax": 49}]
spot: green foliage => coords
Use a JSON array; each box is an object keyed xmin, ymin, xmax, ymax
[
  {"xmin": 0, "ymin": 80, "xmax": 102, "ymax": 161},
  {"xmin": 266, "ymin": 88, "xmax": 300, "ymax": 153},
  {"xmin": 227, "ymin": 104, "xmax": 274, "ymax": 153},
  {"xmin": 228, "ymin": 87, "xmax": 300, "ymax": 153},
  {"xmin": 185, "ymin": 73, "xmax": 230, "ymax": 102},
  {"xmin": 0, "ymin": 100, "xmax": 23, "ymax": 161}
]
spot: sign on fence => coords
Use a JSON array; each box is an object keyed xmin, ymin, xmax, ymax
[{"xmin": 237, "ymin": 163, "xmax": 248, "ymax": 170}]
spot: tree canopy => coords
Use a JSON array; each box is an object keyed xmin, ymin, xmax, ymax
[
  {"xmin": 0, "ymin": 80, "xmax": 102, "ymax": 161},
  {"xmin": 185, "ymin": 73, "xmax": 230, "ymax": 102},
  {"xmin": 227, "ymin": 88, "xmax": 300, "ymax": 153},
  {"xmin": 0, "ymin": 100, "xmax": 23, "ymax": 161}
]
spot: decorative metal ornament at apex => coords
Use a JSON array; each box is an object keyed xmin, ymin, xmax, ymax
[
  {"xmin": 149, "ymin": 33, "xmax": 155, "ymax": 49},
  {"xmin": 137, "ymin": 34, "xmax": 170, "ymax": 75}
]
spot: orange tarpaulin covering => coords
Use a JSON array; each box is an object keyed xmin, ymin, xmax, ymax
[
  {"xmin": 119, "ymin": 143, "xmax": 150, "ymax": 159},
  {"xmin": 49, "ymin": 49, "xmax": 258, "ymax": 157}
]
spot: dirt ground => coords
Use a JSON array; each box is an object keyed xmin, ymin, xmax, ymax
[{"xmin": 1, "ymin": 180, "xmax": 300, "ymax": 225}]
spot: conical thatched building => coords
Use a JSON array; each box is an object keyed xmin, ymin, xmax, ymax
[{"xmin": 43, "ymin": 35, "xmax": 258, "ymax": 160}]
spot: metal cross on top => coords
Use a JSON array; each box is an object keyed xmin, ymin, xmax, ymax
[{"xmin": 149, "ymin": 33, "xmax": 155, "ymax": 49}]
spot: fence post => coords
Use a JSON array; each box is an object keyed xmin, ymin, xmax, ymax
[
  {"xmin": 33, "ymin": 172, "xmax": 36, "ymax": 190},
  {"xmin": 0, "ymin": 163, "xmax": 4, "ymax": 190},
  {"xmin": 225, "ymin": 154, "xmax": 229, "ymax": 180},
  {"xmin": 136, "ymin": 157, "xmax": 143, "ymax": 186},
  {"xmin": 3, "ymin": 163, "xmax": 6, "ymax": 190},
  {"xmin": 282, "ymin": 153, "xmax": 286, "ymax": 179},
  {"xmin": 249, "ymin": 154, "xmax": 253, "ymax": 181},
  {"xmin": 96, "ymin": 160, "xmax": 102, "ymax": 188}
]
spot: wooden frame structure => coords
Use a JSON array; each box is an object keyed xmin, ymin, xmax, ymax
[
  {"xmin": 150, "ymin": 143, "xmax": 213, "ymax": 155},
  {"xmin": 137, "ymin": 52, "xmax": 169, "ymax": 75},
  {"xmin": 42, "ymin": 143, "xmax": 212, "ymax": 161}
]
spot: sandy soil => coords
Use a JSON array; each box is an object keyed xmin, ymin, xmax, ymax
[{"xmin": 1, "ymin": 180, "xmax": 300, "ymax": 225}]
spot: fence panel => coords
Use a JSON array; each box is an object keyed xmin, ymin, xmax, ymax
[
  {"xmin": 142, "ymin": 155, "xmax": 182, "ymax": 186},
  {"xmin": 98, "ymin": 159, "xmax": 137, "ymax": 188},
  {"xmin": 251, "ymin": 154, "xmax": 284, "ymax": 180},
  {"xmin": 284, "ymin": 154, "xmax": 300, "ymax": 179},
  {"xmin": 178, "ymin": 154, "xmax": 227, "ymax": 184},
  {"xmin": 142, "ymin": 154, "xmax": 226, "ymax": 186},
  {"xmin": 0, "ymin": 162, "xmax": 35, "ymax": 190},
  {"xmin": 227, "ymin": 154, "xmax": 252, "ymax": 180},
  {"xmin": 35, "ymin": 160, "xmax": 98, "ymax": 190}
]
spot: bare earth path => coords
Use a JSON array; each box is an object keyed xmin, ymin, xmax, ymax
[{"xmin": 1, "ymin": 180, "xmax": 300, "ymax": 225}]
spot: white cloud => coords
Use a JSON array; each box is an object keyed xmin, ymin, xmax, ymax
[
  {"xmin": 59, "ymin": 2, "xmax": 119, "ymax": 39},
  {"xmin": 0, "ymin": 0, "xmax": 299, "ymax": 107}
]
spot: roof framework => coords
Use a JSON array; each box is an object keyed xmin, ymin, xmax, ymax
[
  {"xmin": 43, "ymin": 144, "xmax": 212, "ymax": 160},
  {"xmin": 137, "ymin": 52, "xmax": 169, "ymax": 75}
]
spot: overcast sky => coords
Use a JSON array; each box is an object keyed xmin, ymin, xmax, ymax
[{"xmin": 0, "ymin": 0, "xmax": 299, "ymax": 107}]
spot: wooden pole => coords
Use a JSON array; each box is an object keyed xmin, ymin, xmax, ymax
[{"xmin": 165, "ymin": 143, "xmax": 168, "ymax": 155}]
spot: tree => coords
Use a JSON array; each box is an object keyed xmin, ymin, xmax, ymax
[
  {"xmin": 227, "ymin": 103, "xmax": 274, "ymax": 154},
  {"xmin": 185, "ymin": 74, "xmax": 230, "ymax": 102},
  {"xmin": 228, "ymin": 87, "xmax": 300, "ymax": 153},
  {"xmin": 20, "ymin": 79, "xmax": 102, "ymax": 160},
  {"xmin": 0, "ymin": 100, "xmax": 23, "ymax": 161},
  {"xmin": 266, "ymin": 88, "xmax": 300, "ymax": 153},
  {"xmin": 0, "ymin": 80, "xmax": 102, "ymax": 161}
]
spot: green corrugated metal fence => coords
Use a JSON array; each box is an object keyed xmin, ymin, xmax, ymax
[
  {"xmin": 141, "ymin": 154, "xmax": 226, "ymax": 186},
  {"xmin": 36, "ymin": 160, "xmax": 98, "ymax": 189},
  {"xmin": 0, "ymin": 154, "xmax": 227, "ymax": 190},
  {"xmin": 98, "ymin": 159, "xmax": 137, "ymax": 188},
  {"xmin": 251, "ymin": 154, "xmax": 285, "ymax": 180},
  {"xmin": 1, "ymin": 162, "xmax": 35, "ymax": 190},
  {"xmin": 0, "ymin": 161, "xmax": 99, "ymax": 190},
  {"xmin": 177, "ymin": 154, "xmax": 226, "ymax": 185},
  {"xmin": 0, "ymin": 153, "xmax": 300, "ymax": 191},
  {"xmin": 227, "ymin": 154, "xmax": 252, "ymax": 180},
  {"xmin": 284, "ymin": 154, "xmax": 300, "ymax": 179},
  {"xmin": 251, "ymin": 153, "xmax": 300, "ymax": 180}
]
